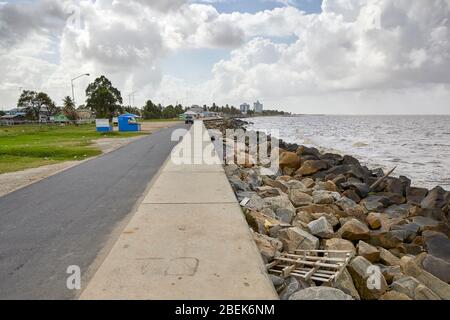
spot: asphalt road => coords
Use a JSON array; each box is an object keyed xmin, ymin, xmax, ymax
[{"xmin": 0, "ymin": 124, "xmax": 187, "ymax": 299}]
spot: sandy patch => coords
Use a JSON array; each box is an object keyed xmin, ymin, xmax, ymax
[{"xmin": 139, "ymin": 121, "xmax": 181, "ymax": 133}]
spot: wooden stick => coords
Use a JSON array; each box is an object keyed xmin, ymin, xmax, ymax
[
  {"xmin": 275, "ymin": 257, "xmax": 340, "ymax": 269},
  {"xmin": 369, "ymin": 166, "xmax": 397, "ymax": 192},
  {"xmin": 283, "ymin": 253, "xmax": 348, "ymax": 263}
]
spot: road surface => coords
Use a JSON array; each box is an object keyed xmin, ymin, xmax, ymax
[{"xmin": 0, "ymin": 124, "xmax": 186, "ymax": 299}]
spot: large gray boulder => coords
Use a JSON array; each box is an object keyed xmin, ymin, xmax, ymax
[
  {"xmin": 391, "ymin": 276, "xmax": 440, "ymax": 300},
  {"xmin": 400, "ymin": 256, "xmax": 450, "ymax": 300},
  {"xmin": 307, "ymin": 216, "xmax": 334, "ymax": 238},
  {"xmin": 279, "ymin": 276, "xmax": 311, "ymax": 300},
  {"xmin": 348, "ymin": 256, "xmax": 388, "ymax": 300},
  {"xmin": 421, "ymin": 186, "xmax": 449, "ymax": 209},
  {"xmin": 423, "ymin": 231, "xmax": 450, "ymax": 262},
  {"xmin": 263, "ymin": 194, "xmax": 296, "ymax": 212},
  {"xmin": 275, "ymin": 208, "xmax": 295, "ymax": 224},
  {"xmin": 420, "ymin": 254, "xmax": 450, "ymax": 283},
  {"xmin": 332, "ymin": 269, "xmax": 361, "ymax": 300}
]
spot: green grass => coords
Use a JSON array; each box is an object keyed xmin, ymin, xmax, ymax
[{"xmin": 0, "ymin": 124, "xmax": 145, "ymax": 174}]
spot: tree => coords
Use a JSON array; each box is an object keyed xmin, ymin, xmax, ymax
[
  {"xmin": 162, "ymin": 105, "xmax": 176, "ymax": 119},
  {"xmin": 174, "ymin": 104, "xmax": 184, "ymax": 116},
  {"xmin": 62, "ymin": 96, "xmax": 78, "ymax": 121},
  {"xmin": 142, "ymin": 100, "xmax": 162, "ymax": 119},
  {"xmin": 17, "ymin": 90, "xmax": 57, "ymax": 120},
  {"xmin": 0, "ymin": 110, "xmax": 5, "ymax": 117},
  {"xmin": 85, "ymin": 76, "xmax": 123, "ymax": 120}
]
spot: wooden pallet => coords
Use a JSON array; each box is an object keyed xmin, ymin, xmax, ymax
[{"xmin": 267, "ymin": 249, "xmax": 354, "ymax": 283}]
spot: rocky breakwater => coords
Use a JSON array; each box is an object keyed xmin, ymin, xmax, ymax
[{"xmin": 204, "ymin": 118, "xmax": 450, "ymax": 301}]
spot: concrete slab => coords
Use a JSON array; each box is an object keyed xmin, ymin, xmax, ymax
[
  {"xmin": 163, "ymin": 162, "xmax": 224, "ymax": 173},
  {"xmin": 80, "ymin": 122, "xmax": 277, "ymax": 300},
  {"xmin": 142, "ymin": 172, "xmax": 237, "ymax": 204},
  {"xmin": 80, "ymin": 204, "xmax": 277, "ymax": 300}
]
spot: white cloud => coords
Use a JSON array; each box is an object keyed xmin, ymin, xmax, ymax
[
  {"xmin": 186, "ymin": 0, "xmax": 450, "ymax": 113},
  {"xmin": 0, "ymin": 0, "xmax": 449, "ymax": 114}
]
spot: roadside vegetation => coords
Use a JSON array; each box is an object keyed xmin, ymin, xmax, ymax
[{"xmin": 0, "ymin": 124, "xmax": 143, "ymax": 174}]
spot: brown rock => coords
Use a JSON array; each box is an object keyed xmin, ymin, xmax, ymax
[
  {"xmin": 369, "ymin": 230, "xmax": 404, "ymax": 249},
  {"xmin": 378, "ymin": 265, "xmax": 404, "ymax": 284},
  {"xmin": 314, "ymin": 181, "xmax": 338, "ymax": 192},
  {"xmin": 279, "ymin": 151, "xmax": 301, "ymax": 170},
  {"xmin": 343, "ymin": 189, "xmax": 361, "ymax": 203},
  {"xmin": 310, "ymin": 212, "xmax": 339, "ymax": 228},
  {"xmin": 324, "ymin": 238, "xmax": 356, "ymax": 259},
  {"xmin": 293, "ymin": 211, "xmax": 313, "ymax": 225},
  {"xmin": 245, "ymin": 210, "xmax": 281, "ymax": 234},
  {"xmin": 366, "ymin": 212, "xmax": 382, "ymax": 230},
  {"xmin": 339, "ymin": 219, "xmax": 370, "ymax": 241},
  {"xmin": 262, "ymin": 176, "xmax": 288, "ymax": 193},
  {"xmin": 255, "ymin": 186, "xmax": 281, "ymax": 198},
  {"xmin": 289, "ymin": 189, "xmax": 313, "ymax": 207},
  {"xmin": 296, "ymin": 204, "xmax": 337, "ymax": 215},
  {"xmin": 301, "ymin": 177, "xmax": 316, "ymax": 188},
  {"xmin": 379, "ymin": 291, "xmax": 412, "ymax": 300},
  {"xmin": 278, "ymin": 227, "xmax": 320, "ymax": 252},
  {"xmin": 357, "ymin": 241, "xmax": 380, "ymax": 263},
  {"xmin": 252, "ymin": 232, "xmax": 283, "ymax": 259},
  {"xmin": 296, "ymin": 160, "xmax": 328, "ymax": 176}
]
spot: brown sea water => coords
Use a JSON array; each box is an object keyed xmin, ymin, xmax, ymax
[{"xmin": 244, "ymin": 115, "xmax": 450, "ymax": 190}]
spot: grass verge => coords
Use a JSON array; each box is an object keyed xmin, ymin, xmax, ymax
[{"xmin": 0, "ymin": 124, "xmax": 145, "ymax": 174}]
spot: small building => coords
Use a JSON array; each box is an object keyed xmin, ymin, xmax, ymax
[
  {"xmin": 77, "ymin": 108, "xmax": 94, "ymax": 120},
  {"xmin": 183, "ymin": 109, "xmax": 202, "ymax": 119},
  {"xmin": 51, "ymin": 115, "xmax": 70, "ymax": 124},
  {"xmin": 0, "ymin": 113, "xmax": 26, "ymax": 125},
  {"xmin": 190, "ymin": 105, "xmax": 204, "ymax": 114},
  {"xmin": 39, "ymin": 105, "xmax": 50, "ymax": 123},
  {"xmin": 240, "ymin": 103, "xmax": 250, "ymax": 114},
  {"xmin": 254, "ymin": 100, "xmax": 263, "ymax": 113},
  {"xmin": 118, "ymin": 114, "xmax": 141, "ymax": 132}
]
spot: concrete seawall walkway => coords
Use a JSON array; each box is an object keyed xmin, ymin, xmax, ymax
[{"xmin": 80, "ymin": 121, "xmax": 278, "ymax": 300}]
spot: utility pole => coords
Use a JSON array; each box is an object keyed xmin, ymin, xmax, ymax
[{"xmin": 128, "ymin": 91, "xmax": 137, "ymax": 108}]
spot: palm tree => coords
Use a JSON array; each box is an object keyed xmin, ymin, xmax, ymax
[{"xmin": 62, "ymin": 96, "xmax": 78, "ymax": 121}]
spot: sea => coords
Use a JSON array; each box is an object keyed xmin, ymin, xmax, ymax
[{"xmin": 244, "ymin": 115, "xmax": 450, "ymax": 190}]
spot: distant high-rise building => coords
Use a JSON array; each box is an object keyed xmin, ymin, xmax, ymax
[
  {"xmin": 240, "ymin": 103, "xmax": 250, "ymax": 114},
  {"xmin": 254, "ymin": 100, "xmax": 263, "ymax": 113}
]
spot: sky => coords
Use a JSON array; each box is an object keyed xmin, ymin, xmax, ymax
[{"xmin": 0, "ymin": 0, "xmax": 449, "ymax": 114}]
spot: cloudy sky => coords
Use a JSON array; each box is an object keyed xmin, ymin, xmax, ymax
[{"xmin": 1, "ymin": 0, "xmax": 449, "ymax": 114}]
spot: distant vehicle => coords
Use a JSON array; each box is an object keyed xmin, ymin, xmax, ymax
[{"xmin": 185, "ymin": 115, "xmax": 194, "ymax": 125}]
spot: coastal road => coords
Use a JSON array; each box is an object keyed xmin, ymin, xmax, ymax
[{"xmin": 0, "ymin": 124, "xmax": 187, "ymax": 299}]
